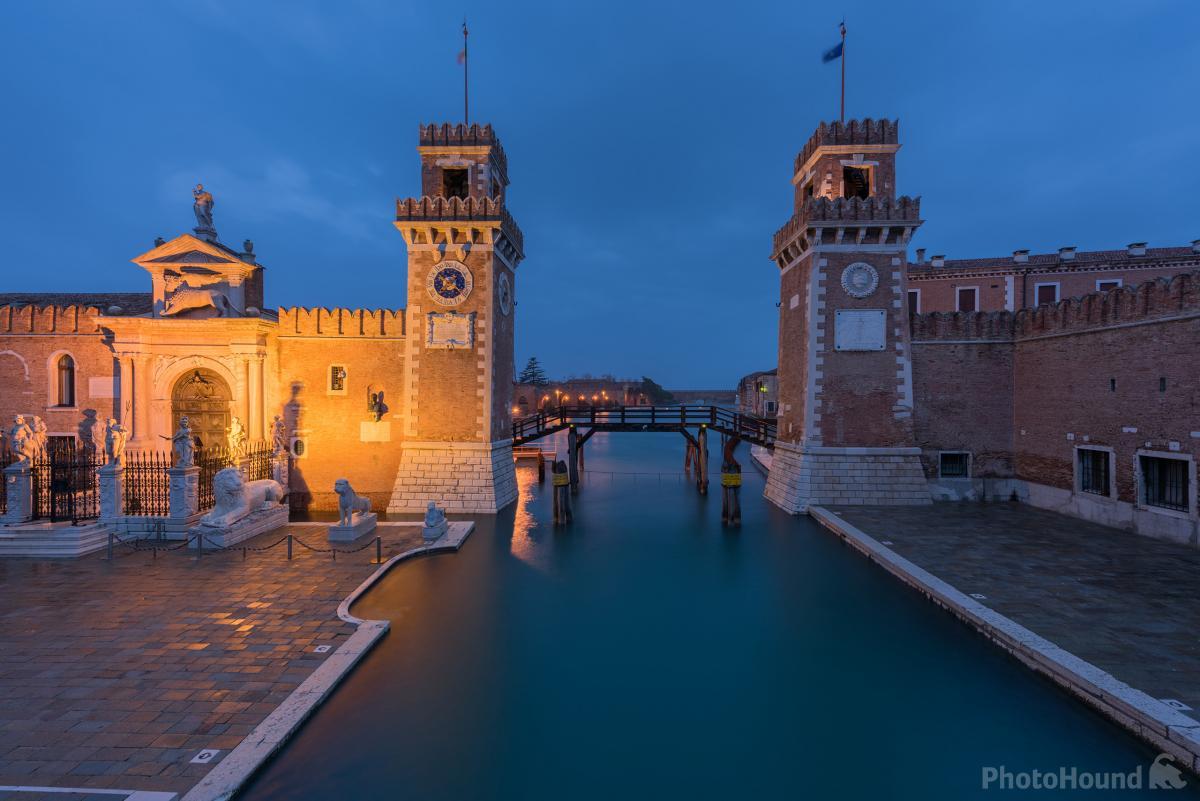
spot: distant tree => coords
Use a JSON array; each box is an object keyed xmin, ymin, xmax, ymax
[
  {"xmin": 519, "ymin": 357, "xmax": 549, "ymax": 385},
  {"xmin": 639, "ymin": 376, "xmax": 675, "ymax": 404}
]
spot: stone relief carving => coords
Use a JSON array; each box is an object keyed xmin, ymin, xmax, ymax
[
  {"xmin": 162, "ymin": 283, "xmax": 236, "ymax": 317},
  {"xmin": 841, "ymin": 262, "xmax": 880, "ymax": 298}
]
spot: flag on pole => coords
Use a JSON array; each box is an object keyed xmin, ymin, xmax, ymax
[
  {"xmin": 822, "ymin": 21, "xmax": 846, "ymax": 62},
  {"xmin": 458, "ymin": 20, "xmax": 468, "ymax": 64}
]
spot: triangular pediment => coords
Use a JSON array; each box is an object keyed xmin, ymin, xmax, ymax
[{"xmin": 131, "ymin": 234, "xmax": 252, "ymax": 270}]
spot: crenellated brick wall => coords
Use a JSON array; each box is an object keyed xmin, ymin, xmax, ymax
[
  {"xmin": 911, "ymin": 271, "xmax": 1200, "ymax": 541},
  {"xmin": 276, "ymin": 307, "xmax": 405, "ymax": 337}
]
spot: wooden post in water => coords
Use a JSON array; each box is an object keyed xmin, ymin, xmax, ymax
[
  {"xmin": 552, "ymin": 459, "xmax": 572, "ymax": 524},
  {"xmin": 537, "ymin": 450, "xmax": 546, "ymax": 483},
  {"xmin": 697, "ymin": 425, "xmax": 709, "ymax": 495},
  {"xmin": 567, "ymin": 426, "xmax": 579, "ymax": 494},
  {"xmin": 721, "ymin": 462, "xmax": 742, "ymax": 525},
  {"xmin": 578, "ymin": 439, "xmax": 585, "ymax": 473}
]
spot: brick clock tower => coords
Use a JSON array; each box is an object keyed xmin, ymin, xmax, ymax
[
  {"xmin": 388, "ymin": 124, "xmax": 524, "ymax": 513},
  {"xmin": 765, "ymin": 119, "xmax": 931, "ymax": 512}
]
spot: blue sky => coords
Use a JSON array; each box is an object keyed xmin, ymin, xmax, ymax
[{"xmin": 2, "ymin": 1, "xmax": 1196, "ymax": 387}]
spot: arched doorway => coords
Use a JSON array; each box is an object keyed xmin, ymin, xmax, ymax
[{"xmin": 171, "ymin": 368, "xmax": 231, "ymax": 451}]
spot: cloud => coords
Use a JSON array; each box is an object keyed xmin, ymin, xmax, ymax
[{"xmin": 162, "ymin": 157, "xmax": 384, "ymax": 242}]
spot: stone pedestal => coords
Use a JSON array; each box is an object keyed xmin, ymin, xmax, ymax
[
  {"xmin": 168, "ymin": 466, "xmax": 200, "ymax": 519},
  {"xmin": 192, "ymin": 504, "xmax": 288, "ymax": 549},
  {"xmin": 388, "ymin": 441, "xmax": 517, "ymax": 514},
  {"xmin": 765, "ymin": 443, "xmax": 932, "ymax": 514},
  {"xmin": 98, "ymin": 463, "xmax": 124, "ymax": 521},
  {"xmin": 3, "ymin": 463, "xmax": 33, "ymax": 525},
  {"xmin": 328, "ymin": 512, "xmax": 377, "ymax": 543}
]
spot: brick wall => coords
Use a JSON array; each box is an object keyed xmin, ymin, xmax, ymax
[
  {"xmin": 0, "ymin": 305, "xmax": 117, "ymax": 442},
  {"xmin": 275, "ymin": 307, "xmax": 406, "ymax": 511},
  {"xmin": 911, "ymin": 271, "xmax": 1200, "ymax": 528}
]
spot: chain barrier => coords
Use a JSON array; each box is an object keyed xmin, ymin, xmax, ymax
[{"xmin": 106, "ymin": 528, "xmax": 384, "ymax": 564}]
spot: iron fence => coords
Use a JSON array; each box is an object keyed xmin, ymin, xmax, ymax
[
  {"xmin": 122, "ymin": 450, "xmax": 171, "ymax": 516},
  {"xmin": 245, "ymin": 441, "xmax": 273, "ymax": 482},
  {"xmin": 0, "ymin": 444, "xmax": 14, "ymax": 515},
  {"xmin": 31, "ymin": 443, "xmax": 103, "ymax": 524},
  {"xmin": 197, "ymin": 445, "xmax": 233, "ymax": 511}
]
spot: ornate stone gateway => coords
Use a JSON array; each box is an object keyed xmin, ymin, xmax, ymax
[{"xmin": 171, "ymin": 369, "xmax": 231, "ymax": 451}]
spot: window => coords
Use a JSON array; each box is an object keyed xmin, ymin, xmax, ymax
[
  {"xmin": 766, "ymin": 401, "xmax": 777, "ymax": 414},
  {"xmin": 1140, "ymin": 456, "xmax": 1189, "ymax": 512},
  {"xmin": 1035, "ymin": 283, "xmax": 1060, "ymax": 306},
  {"xmin": 329, "ymin": 365, "xmax": 347, "ymax": 394},
  {"xmin": 1077, "ymin": 448, "xmax": 1111, "ymax": 497},
  {"xmin": 55, "ymin": 354, "xmax": 75, "ymax": 407},
  {"xmin": 907, "ymin": 289, "xmax": 920, "ymax": 316},
  {"xmin": 291, "ymin": 438, "xmax": 306, "ymax": 458},
  {"xmin": 1096, "ymin": 279, "xmax": 1123, "ymax": 292},
  {"xmin": 443, "ymin": 168, "xmax": 468, "ymax": 199},
  {"xmin": 956, "ymin": 287, "xmax": 978, "ymax": 312},
  {"xmin": 939, "ymin": 452, "xmax": 970, "ymax": 478},
  {"xmin": 842, "ymin": 166, "xmax": 870, "ymax": 199}
]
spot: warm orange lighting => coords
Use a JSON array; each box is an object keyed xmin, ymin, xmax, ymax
[{"xmin": 512, "ymin": 406, "xmax": 520, "ymax": 414}]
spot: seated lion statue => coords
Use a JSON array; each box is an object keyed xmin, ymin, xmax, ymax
[
  {"xmin": 200, "ymin": 467, "xmax": 284, "ymax": 528},
  {"xmin": 334, "ymin": 478, "xmax": 371, "ymax": 526}
]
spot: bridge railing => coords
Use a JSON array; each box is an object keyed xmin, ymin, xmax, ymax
[{"xmin": 512, "ymin": 405, "xmax": 776, "ymax": 446}]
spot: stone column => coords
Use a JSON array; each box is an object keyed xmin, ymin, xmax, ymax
[
  {"xmin": 248, "ymin": 356, "xmax": 263, "ymax": 442},
  {"xmin": 168, "ymin": 466, "xmax": 200, "ymax": 519},
  {"xmin": 133, "ymin": 355, "xmax": 152, "ymax": 443},
  {"xmin": 118, "ymin": 355, "xmax": 135, "ymax": 430},
  {"xmin": 98, "ymin": 463, "xmax": 124, "ymax": 520},
  {"xmin": 3, "ymin": 463, "xmax": 33, "ymax": 525}
]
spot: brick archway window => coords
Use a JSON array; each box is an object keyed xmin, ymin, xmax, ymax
[{"xmin": 56, "ymin": 354, "xmax": 75, "ymax": 407}]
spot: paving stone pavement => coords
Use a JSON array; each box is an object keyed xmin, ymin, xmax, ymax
[
  {"xmin": 0, "ymin": 522, "xmax": 425, "ymax": 799},
  {"xmin": 830, "ymin": 503, "xmax": 1200, "ymax": 713}
]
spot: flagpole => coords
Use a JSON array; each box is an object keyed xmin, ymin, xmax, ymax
[
  {"xmin": 839, "ymin": 21, "xmax": 846, "ymax": 123},
  {"xmin": 463, "ymin": 20, "xmax": 470, "ymax": 125}
]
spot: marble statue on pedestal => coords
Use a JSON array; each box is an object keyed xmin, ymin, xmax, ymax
[
  {"xmin": 172, "ymin": 417, "xmax": 195, "ymax": 467},
  {"xmin": 8, "ymin": 416, "xmax": 36, "ymax": 464},
  {"xmin": 30, "ymin": 416, "xmax": 47, "ymax": 460},
  {"xmin": 199, "ymin": 467, "xmax": 284, "ymax": 529},
  {"xmin": 329, "ymin": 478, "xmax": 377, "ymax": 542},
  {"xmin": 104, "ymin": 418, "xmax": 128, "ymax": 465},
  {"xmin": 271, "ymin": 415, "xmax": 287, "ymax": 457},
  {"xmin": 78, "ymin": 411, "xmax": 102, "ymax": 456},
  {"xmin": 227, "ymin": 416, "xmax": 247, "ymax": 457},
  {"xmin": 422, "ymin": 501, "xmax": 448, "ymax": 541},
  {"xmin": 334, "ymin": 479, "xmax": 371, "ymax": 526},
  {"xmin": 193, "ymin": 184, "xmax": 215, "ymax": 229}
]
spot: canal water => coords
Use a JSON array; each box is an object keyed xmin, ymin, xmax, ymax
[{"xmin": 240, "ymin": 432, "xmax": 1197, "ymax": 800}]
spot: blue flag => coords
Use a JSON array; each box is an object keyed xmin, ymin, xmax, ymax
[{"xmin": 822, "ymin": 41, "xmax": 843, "ymax": 63}]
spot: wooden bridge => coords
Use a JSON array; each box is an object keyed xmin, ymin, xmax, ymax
[{"xmin": 512, "ymin": 405, "xmax": 776, "ymax": 449}]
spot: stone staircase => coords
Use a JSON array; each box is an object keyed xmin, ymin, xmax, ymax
[{"xmin": 0, "ymin": 521, "xmax": 111, "ymax": 558}]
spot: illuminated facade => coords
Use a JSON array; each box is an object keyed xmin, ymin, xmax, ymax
[{"xmin": 0, "ymin": 123, "xmax": 522, "ymax": 513}]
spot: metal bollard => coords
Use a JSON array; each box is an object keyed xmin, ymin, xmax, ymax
[
  {"xmin": 287, "ymin": 534, "xmax": 293, "ymax": 560},
  {"xmin": 195, "ymin": 533, "xmax": 202, "ymax": 560},
  {"xmin": 376, "ymin": 536, "xmax": 382, "ymax": 564},
  {"xmin": 107, "ymin": 530, "xmax": 114, "ymax": 561}
]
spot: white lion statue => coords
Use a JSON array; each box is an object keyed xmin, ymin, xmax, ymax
[
  {"xmin": 201, "ymin": 467, "xmax": 284, "ymax": 528},
  {"xmin": 334, "ymin": 478, "xmax": 370, "ymax": 526}
]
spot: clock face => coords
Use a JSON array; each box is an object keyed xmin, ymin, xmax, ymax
[
  {"xmin": 841, "ymin": 262, "xmax": 880, "ymax": 299},
  {"xmin": 498, "ymin": 272, "xmax": 512, "ymax": 315},
  {"xmin": 426, "ymin": 260, "xmax": 473, "ymax": 306}
]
